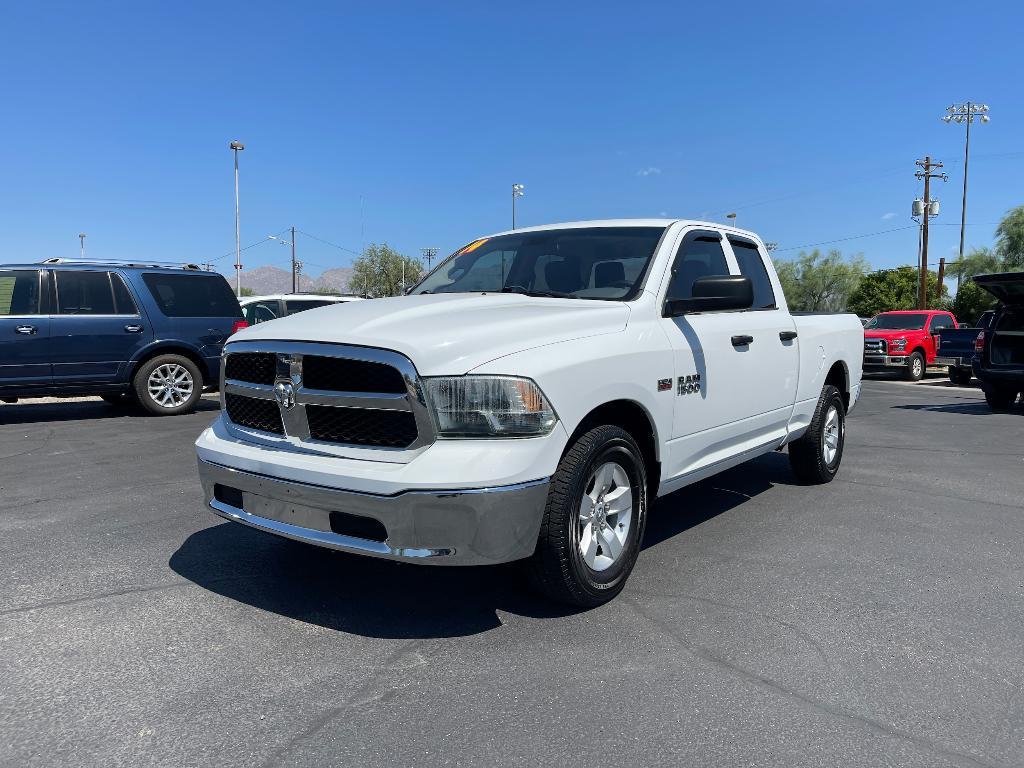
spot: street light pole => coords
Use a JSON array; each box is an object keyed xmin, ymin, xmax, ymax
[
  {"xmin": 512, "ymin": 183, "xmax": 525, "ymax": 229},
  {"xmin": 78, "ymin": 233, "xmax": 86, "ymax": 259},
  {"xmin": 942, "ymin": 103, "xmax": 990, "ymax": 289},
  {"xmin": 230, "ymin": 140, "xmax": 245, "ymax": 296},
  {"xmin": 291, "ymin": 225, "xmax": 297, "ymax": 292}
]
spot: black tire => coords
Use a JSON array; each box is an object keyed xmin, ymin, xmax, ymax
[
  {"xmin": 947, "ymin": 367, "xmax": 971, "ymax": 386},
  {"xmin": 905, "ymin": 351, "xmax": 925, "ymax": 381},
  {"xmin": 131, "ymin": 354, "xmax": 204, "ymax": 416},
  {"xmin": 789, "ymin": 384, "xmax": 846, "ymax": 484},
  {"xmin": 527, "ymin": 425, "xmax": 648, "ymax": 608},
  {"xmin": 984, "ymin": 386, "xmax": 1017, "ymax": 411}
]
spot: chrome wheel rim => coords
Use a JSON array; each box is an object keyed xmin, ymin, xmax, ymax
[
  {"xmin": 147, "ymin": 363, "xmax": 194, "ymax": 408},
  {"xmin": 912, "ymin": 357, "xmax": 923, "ymax": 378},
  {"xmin": 578, "ymin": 461, "xmax": 633, "ymax": 572},
  {"xmin": 822, "ymin": 406, "xmax": 841, "ymax": 466}
]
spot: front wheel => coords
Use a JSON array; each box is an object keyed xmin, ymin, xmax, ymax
[
  {"xmin": 527, "ymin": 425, "xmax": 648, "ymax": 608},
  {"xmin": 132, "ymin": 355, "xmax": 204, "ymax": 416},
  {"xmin": 905, "ymin": 351, "xmax": 925, "ymax": 381},
  {"xmin": 789, "ymin": 384, "xmax": 846, "ymax": 484}
]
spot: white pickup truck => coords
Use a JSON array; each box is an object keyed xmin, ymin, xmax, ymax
[{"xmin": 196, "ymin": 220, "xmax": 863, "ymax": 606}]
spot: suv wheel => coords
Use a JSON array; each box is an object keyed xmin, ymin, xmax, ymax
[
  {"xmin": 132, "ymin": 355, "xmax": 203, "ymax": 416},
  {"xmin": 789, "ymin": 384, "xmax": 846, "ymax": 484},
  {"xmin": 905, "ymin": 351, "xmax": 925, "ymax": 381},
  {"xmin": 984, "ymin": 385, "xmax": 1017, "ymax": 411},
  {"xmin": 527, "ymin": 425, "xmax": 648, "ymax": 608}
]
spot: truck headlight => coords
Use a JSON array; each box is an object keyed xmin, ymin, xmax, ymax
[
  {"xmin": 892, "ymin": 337, "xmax": 907, "ymax": 350},
  {"xmin": 423, "ymin": 376, "xmax": 557, "ymax": 437}
]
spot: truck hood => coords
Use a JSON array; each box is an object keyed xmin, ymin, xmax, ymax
[
  {"xmin": 973, "ymin": 272, "xmax": 1024, "ymax": 305},
  {"xmin": 229, "ymin": 292, "xmax": 630, "ymax": 375},
  {"xmin": 863, "ymin": 329, "xmax": 927, "ymax": 340}
]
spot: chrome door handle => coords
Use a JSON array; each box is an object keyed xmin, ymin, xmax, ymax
[
  {"xmin": 124, "ymin": 324, "xmax": 143, "ymax": 333},
  {"xmin": 15, "ymin": 325, "xmax": 37, "ymax": 335},
  {"xmin": 731, "ymin": 335, "xmax": 754, "ymax": 347}
]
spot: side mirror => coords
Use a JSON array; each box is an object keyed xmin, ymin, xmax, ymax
[{"xmin": 664, "ymin": 275, "xmax": 753, "ymax": 316}]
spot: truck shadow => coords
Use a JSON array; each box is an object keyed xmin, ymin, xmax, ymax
[
  {"xmin": 0, "ymin": 397, "xmax": 220, "ymax": 425},
  {"xmin": 168, "ymin": 452, "xmax": 794, "ymax": 640},
  {"xmin": 892, "ymin": 402, "xmax": 1001, "ymax": 416}
]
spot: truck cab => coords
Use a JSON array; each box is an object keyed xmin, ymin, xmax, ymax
[{"xmin": 863, "ymin": 309, "xmax": 958, "ymax": 381}]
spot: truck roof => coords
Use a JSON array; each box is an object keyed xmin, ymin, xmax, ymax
[{"xmin": 486, "ymin": 218, "xmax": 764, "ymax": 241}]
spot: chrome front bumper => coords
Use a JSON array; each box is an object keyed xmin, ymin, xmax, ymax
[
  {"xmin": 198, "ymin": 459, "xmax": 549, "ymax": 566},
  {"xmin": 863, "ymin": 355, "xmax": 909, "ymax": 368}
]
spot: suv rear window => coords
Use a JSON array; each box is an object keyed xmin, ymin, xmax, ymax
[{"xmin": 142, "ymin": 273, "xmax": 241, "ymax": 317}]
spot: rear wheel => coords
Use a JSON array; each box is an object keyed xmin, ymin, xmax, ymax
[
  {"xmin": 132, "ymin": 355, "xmax": 203, "ymax": 416},
  {"xmin": 789, "ymin": 384, "xmax": 846, "ymax": 484},
  {"xmin": 527, "ymin": 425, "xmax": 648, "ymax": 608},
  {"xmin": 948, "ymin": 367, "xmax": 971, "ymax": 386},
  {"xmin": 905, "ymin": 351, "xmax": 925, "ymax": 381},
  {"xmin": 984, "ymin": 385, "xmax": 1018, "ymax": 411}
]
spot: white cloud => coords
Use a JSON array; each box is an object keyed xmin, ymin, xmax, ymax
[
  {"xmin": 636, "ymin": 167, "xmax": 661, "ymax": 177},
  {"xmin": 881, "ymin": 212, "xmax": 897, "ymax": 220}
]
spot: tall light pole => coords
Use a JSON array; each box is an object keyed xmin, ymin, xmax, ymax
[
  {"xmin": 230, "ymin": 140, "xmax": 245, "ymax": 296},
  {"xmin": 78, "ymin": 233, "xmax": 86, "ymax": 259},
  {"xmin": 512, "ymin": 183, "xmax": 525, "ymax": 229},
  {"xmin": 942, "ymin": 102, "xmax": 990, "ymax": 289}
]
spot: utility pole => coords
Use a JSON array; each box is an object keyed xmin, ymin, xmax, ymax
[
  {"xmin": 914, "ymin": 156, "xmax": 947, "ymax": 309},
  {"xmin": 290, "ymin": 225, "xmax": 297, "ymax": 293},
  {"xmin": 420, "ymin": 247, "xmax": 438, "ymax": 272}
]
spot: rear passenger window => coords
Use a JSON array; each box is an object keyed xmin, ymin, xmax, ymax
[
  {"xmin": 0, "ymin": 270, "xmax": 40, "ymax": 315},
  {"xmin": 55, "ymin": 271, "xmax": 116, "ymax": 315},
  {"xmin": 141, "ymin": 273, "xmax": 241, "ymax": 318},
  {"xmin": 110, "ymin": 273, "xmax": 139, "ymax": 315},
  {"xmin": 730, "ymin": 239, "xmax": 776, "ymax": 309},
  {"xmin": 667, "ymin": 234, "xmax": 729, "ymax": 301},
  {"xmin": 929, "ymin": 314, "xmax": 955, "ymax": 332},
  {"xmin": 285, "ymin": 299, "xmax": 334, "ymax": 314}
]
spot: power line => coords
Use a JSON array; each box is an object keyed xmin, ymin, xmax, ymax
[
  {"xmin": 210, "ymin": 227, "xmax": 291, "ymax": 262},
  {"xmin": 295, "ymin": 229, "xmax": 361, "ymax": 256},
  {"xmin": 773, "ymin": 221, "xmax": 999, "ymax": 253}
]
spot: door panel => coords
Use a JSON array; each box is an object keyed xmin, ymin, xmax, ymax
[
  {"xmin": 0, "ymin": 269, "xmax": 51, "ymax": 387},
  {"xmin": 49, "ymin": 270, "xmax": 152, "ymax": 383}
]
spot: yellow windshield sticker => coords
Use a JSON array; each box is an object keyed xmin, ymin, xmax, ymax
[{"xmin": 459, "ymin": 238, "xmax": 488, "ymax": 255}]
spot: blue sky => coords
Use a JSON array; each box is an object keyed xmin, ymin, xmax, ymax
[{"xmin": 2, "ymin": 1, "xmax": 1022, "ymax": 278}]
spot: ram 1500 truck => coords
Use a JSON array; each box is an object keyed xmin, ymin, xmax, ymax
[
  {"xmin": 862, "ymin": 309, "xmax": 959, "ymax": 381},
  {"xmin": 196, "ymin": 220, "xmax": 864, "ymax": 606}
]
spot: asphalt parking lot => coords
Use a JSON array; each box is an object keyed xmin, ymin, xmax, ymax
[{"xmin": 1, "ymin": 377, "xmax": 1022, "ymax": 768}]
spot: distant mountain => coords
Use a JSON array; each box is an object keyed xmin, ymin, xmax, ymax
[{"xmin": 237, "ymin": 265, "xmax": 354, "ymax": 295}]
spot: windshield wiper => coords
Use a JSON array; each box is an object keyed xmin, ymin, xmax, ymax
[{"xmin": 500, "ymin": 285, "xmax": 577, "ymax": 299}]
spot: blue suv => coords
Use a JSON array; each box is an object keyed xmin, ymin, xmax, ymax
[{"xmin": 0, "ymin": 261, "xmax": 246, "ymax": 415}]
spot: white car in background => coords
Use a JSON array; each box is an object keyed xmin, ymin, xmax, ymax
[{"xmin": 239, "ymin": 293, "xmax": 362, "ymax": 325}]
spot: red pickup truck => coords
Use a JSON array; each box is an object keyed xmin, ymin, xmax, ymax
[{"xmin": 862, "ymin": 310, "xmax": 959, "ymax": 381}]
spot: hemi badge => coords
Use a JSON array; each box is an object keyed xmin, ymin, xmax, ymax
[{"xmin": 657, "ymin": 378, "xmax": 672, "ymax": 392}]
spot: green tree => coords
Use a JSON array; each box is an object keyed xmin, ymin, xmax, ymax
[
  {"xmin": 950, "ymin": 279, "xmax": 997, "ymax": 325},
  {"xmin": 846, "ymin": 266, "xmax": 948, "ymax": 317},
  {"xmin": 350, "ymin": 243, "xmax": 423, "ymax": 297},
  {"xmin": 239, "ymin": 286, "xmax": 255, "ymax": 297},
  {"xmin": 772, "ymin": 249, "xmax": 868, "ymax": 312},
  {"xmin": 995, "ymin": 205, "xmax": 1024, "ymax": 269},
  {"xmin": 950, "ymin": 246, "xmax": 1002, "ymax": 282}
]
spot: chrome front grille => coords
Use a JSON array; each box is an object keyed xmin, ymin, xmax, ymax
[
  {"xmin": 864, "ymin": 338, "xmax": 887, "ymax": 355},
  {"xmin": 221, "ymin": 341, "xmax": 434, "ymax": 456}
]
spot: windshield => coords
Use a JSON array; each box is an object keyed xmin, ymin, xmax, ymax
[
  {"xmin": 410, "ymin": 226, "xmax": 666, "ymax": 301},
  {"xmin": 865, "ymin": 313, "xmax": 928, "ymax": 331}
]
